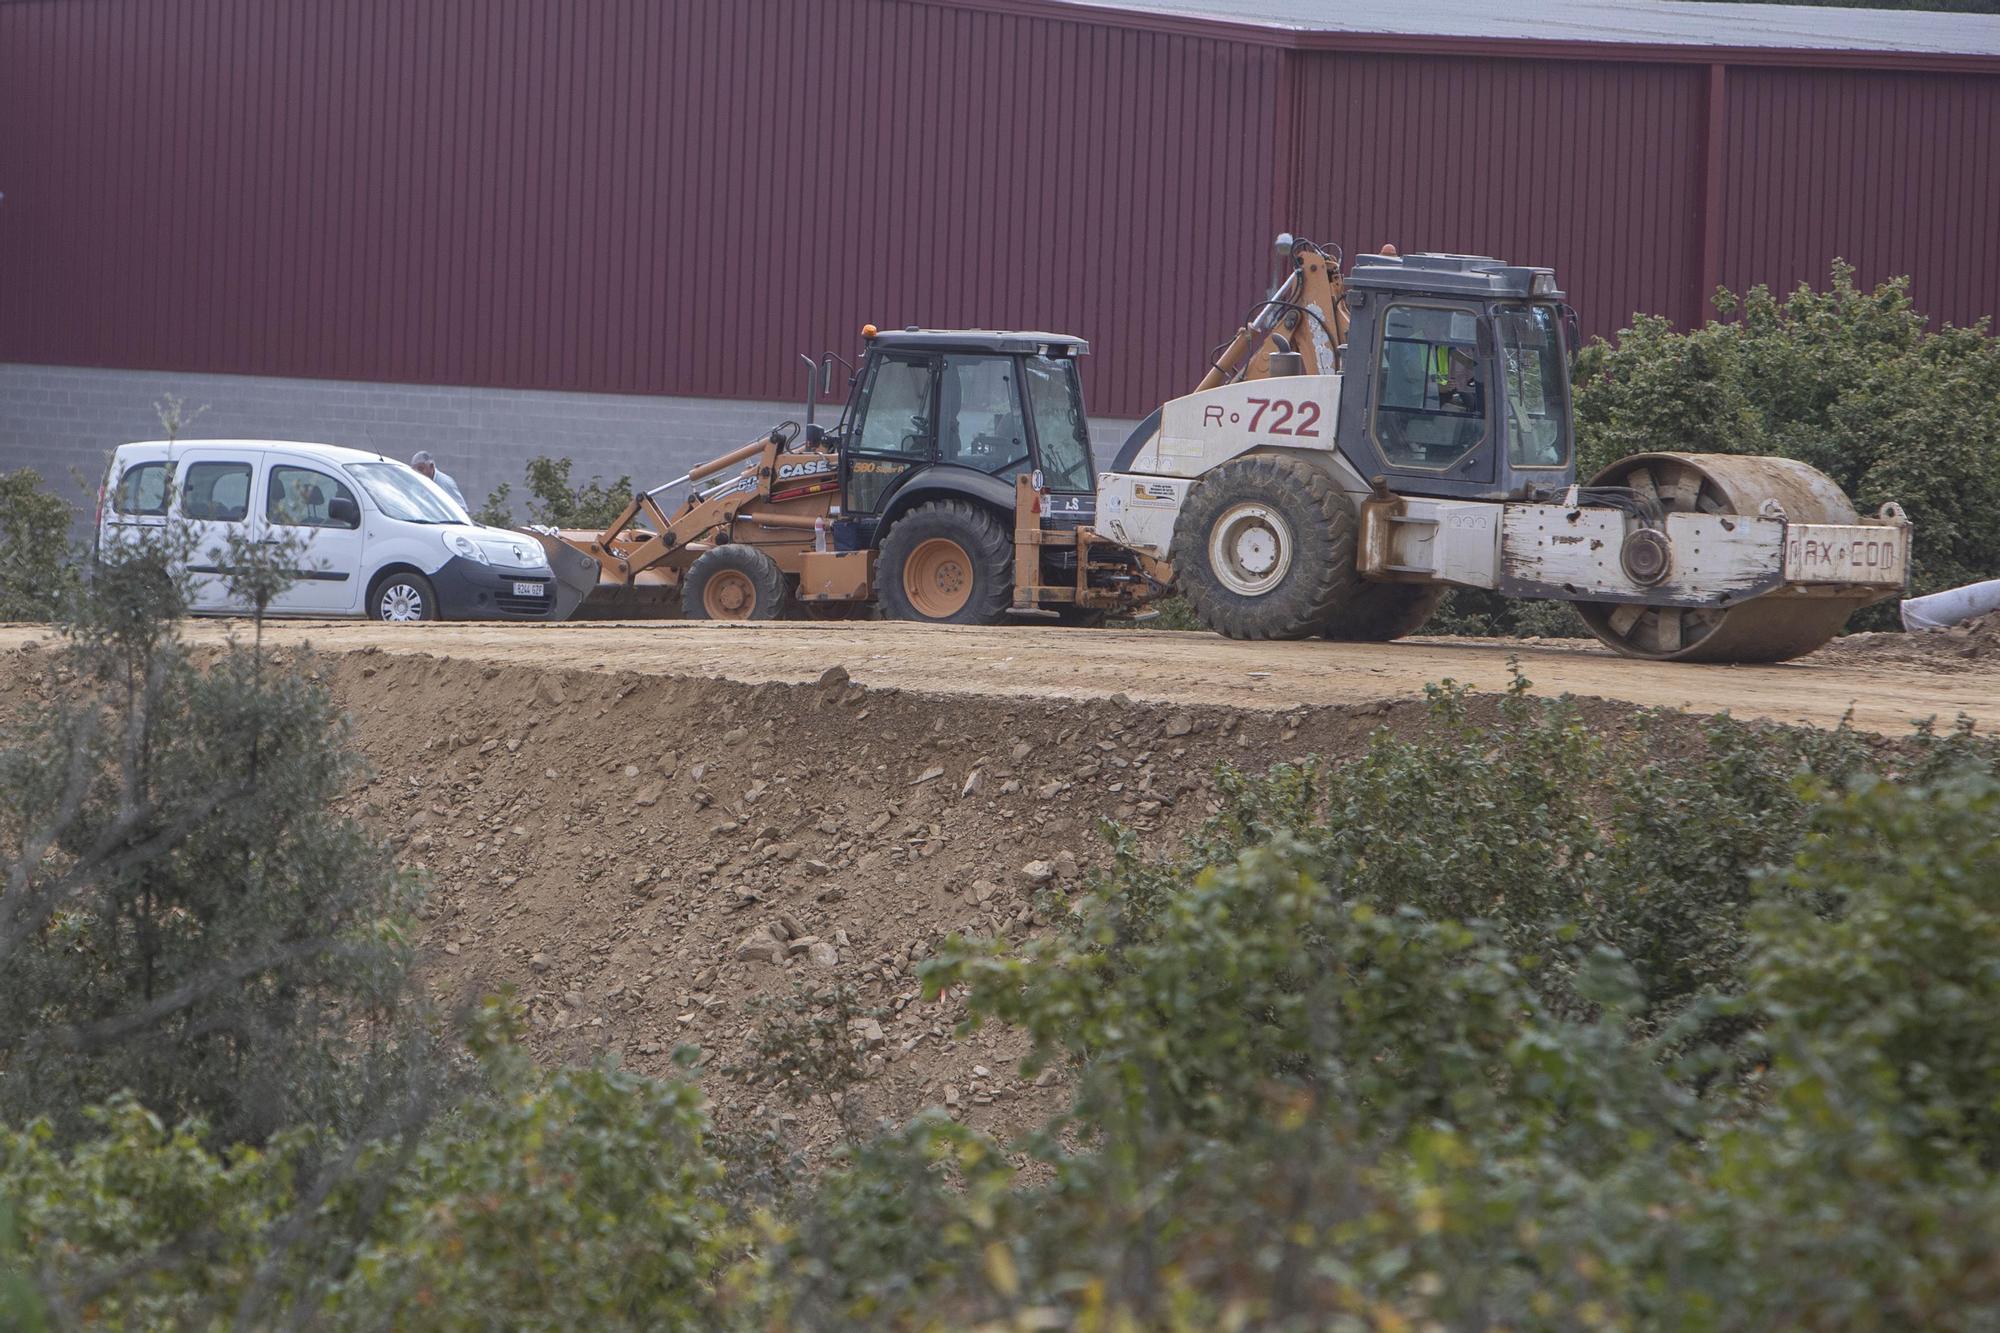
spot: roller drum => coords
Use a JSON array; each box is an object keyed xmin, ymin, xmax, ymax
[{"xmin": 1576, "ymin": 452, "xmax": 1869, "ymax": 664}]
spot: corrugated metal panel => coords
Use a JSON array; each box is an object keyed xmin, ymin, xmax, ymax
[
  {"xmin": 1290, "ymin": 54, "xmax": 1709, "ymax": 338},
  {"xmin": 0, "ymin": 0, "xmax": 1278, "ymax": 417},
  {"xmin": 1718, "ymin": 66, "xmax": 2000, "ymax": 330},
  {"xmin": 1, "ymin": 0, "xmax": 1995, "ymax": 423}
]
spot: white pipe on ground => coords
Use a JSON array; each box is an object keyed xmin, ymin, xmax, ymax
[{"xmin": 1901, "ymin": 577, "xmax": 2000, "ymax": 631}]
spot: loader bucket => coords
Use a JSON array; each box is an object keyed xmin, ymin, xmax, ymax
[
  {"xmin": 520, "ymin": 528, "xmax": 685, "ymax": 620},
  {"xmin": 522, "ymin": 529, "xmax": 609, "ymax": 623}
]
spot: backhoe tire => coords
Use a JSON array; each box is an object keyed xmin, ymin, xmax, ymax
[
  {"xmin": 877, "ymin": 501, "xmax": 1013, "ymax": 625},
  {"xmin": 1172, "ymin": 454, "xmax": 1361, "ymax": 640},
  {"xmin": 682, "ymin": 544, "xmax": 788, "ymax": 621},
  {"xmin": 1320, "ymin": 583, "xmax": 1445, "ymax": 642}
]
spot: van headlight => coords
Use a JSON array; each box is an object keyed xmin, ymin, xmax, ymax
[{"xmin": 446, "ymin": 533, "xmax": 490, "ymax": 565}]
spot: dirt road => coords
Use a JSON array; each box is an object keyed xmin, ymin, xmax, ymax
[{"xmin": 7, "ymin": 619, "xmax": 1989, "ymax": 735}]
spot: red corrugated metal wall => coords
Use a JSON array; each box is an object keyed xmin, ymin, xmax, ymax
[
  {"xmin": 1290, "ymin": 54, "xmax": 1710, "ymax": 337},
  {"xmin": 1, "ymin": 0, "xmax": 1996, "ymax": 417},
  {"xmin": 0, "ymin": 0, "xmax": 1278, "ymax": 417},
  {"xmin": 1718, "ymin": 66, "xmax": 2000, "ymax": 330}
]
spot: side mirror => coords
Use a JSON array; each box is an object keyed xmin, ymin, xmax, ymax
[
  {"xmin": 329, "ymin": 494, "xmax": 360, "ymax": 529},
  {"xmin": 1559, "ymin": 304, "xmax": 1582, "ymax": 372}
]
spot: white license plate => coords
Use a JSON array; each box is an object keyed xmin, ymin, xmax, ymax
[
  {"xmin": 1784, "ymin": 525, "xmax": 1906, "ymax": 585},
  {"xmin": 512, "ymin": 581, "xmax": 545, "ymax": 598}
]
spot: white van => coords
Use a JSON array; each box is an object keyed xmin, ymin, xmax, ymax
[{"xmin": 96, "ymin": 440, "xmax": 561, "ymax": 622}]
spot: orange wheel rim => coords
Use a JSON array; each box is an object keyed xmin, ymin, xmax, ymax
[
  {"xmin": 904, "ymin": 538, "xmax": 972, "ymax": 618},
  {"xmin": 702, "ymin": 569, "xmax": 757, "ymax": 619}
]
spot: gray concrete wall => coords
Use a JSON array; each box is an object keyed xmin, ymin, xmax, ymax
[{"xmin": 0, "ymin": 363, "xmax": 1140, "ymax": 532}]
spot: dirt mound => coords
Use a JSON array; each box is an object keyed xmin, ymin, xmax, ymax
[
  {"xmin": 312, "ymin": 647, "xmax": 1441, "ymax": 1155},
  {"xmin": 1818, "ymin": 611, "xmax": 2000, "ymax": 672}
]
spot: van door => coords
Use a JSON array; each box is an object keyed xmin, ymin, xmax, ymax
[
  {"xmin": 99, "ymin": 453, "xmax": 173, "ymax": 558},
  {"xmin": 262, "ymin": 455, "xmax": 365, "ymax": 615},
  {"xmin": 174, "ymin": 449, "xmax": 260, "ymax": 613}
]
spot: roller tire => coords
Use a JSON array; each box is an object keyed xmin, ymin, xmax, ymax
[
  {"xmin": 1172, "ymin": 454, "xmax": 1361, "ymax": 640},
  {"xmin": 681, "ymin": 544, "xmax": 788, "ymax": 621},
  {"xmin": 877, "ymin": 501, "xmax": 1013, "ymax": 625},
  {"xmin": 1320, "ymin": 583, "xmax": 1446, "ymax": 642}
]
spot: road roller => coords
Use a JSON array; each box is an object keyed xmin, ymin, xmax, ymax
[{"xmin": 1096, "ymin": 238, "xmax": 1910, "ymax": 662}]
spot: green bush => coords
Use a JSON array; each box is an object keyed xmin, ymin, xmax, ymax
[
  {"xmin": 478, "ymin": 456, "xmax": 635, "ymax": 531},
  {"xmin": 0, "ymin": 536, "xmax": 423, "ymax": 1145},
  {"xmin": 0, "ymin": 469, "xmax": 79, "ymax": 622},
  {"xmin": 7, "ymin": 653, "xmax": 2000, "ymax": 1326}
]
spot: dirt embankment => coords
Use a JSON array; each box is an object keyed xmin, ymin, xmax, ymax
[
  {"xmin": 318, "ymin": 648, "xmax": 1509, "ymax": 1153},
  {"xmin": 2, "ymin": 614, "xmax": 1992, "ymax": 1154}
]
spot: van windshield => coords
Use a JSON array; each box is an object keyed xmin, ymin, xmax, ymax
[{"xmin": 348, "ymin": 461, "xmax": 467, "ymax": 523}]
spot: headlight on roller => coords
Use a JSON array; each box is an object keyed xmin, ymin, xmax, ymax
[{"xmin": 446, "ymin": 533, "xmax": 489, "ymax": 565}]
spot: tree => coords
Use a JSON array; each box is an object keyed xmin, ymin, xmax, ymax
[
  {"xmin": 0, "ymin": 497, "xmax": 426, "ymax": 1147},
  {"xmin": 0, "ymin": 469, "xmax": 80, "ymax": 622},
  {"xmin": 476, "ymin": 456, "xmax": 634, "ymax": 531}
]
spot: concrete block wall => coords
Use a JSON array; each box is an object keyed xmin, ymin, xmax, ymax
[{"xmin": 0, "ymin": 363, "xmax": 1140, "ymax": 533}]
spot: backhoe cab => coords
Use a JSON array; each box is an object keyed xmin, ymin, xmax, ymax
[
  {"xmin": 533, "ymin": 328, "xmax": 1156, "ymax": 623},
  {"xmin": 1098, "ymin": 236, "xmax": 1910, "ymax": 661}
]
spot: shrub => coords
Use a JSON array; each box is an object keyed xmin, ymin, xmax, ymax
[
  {"xmin": 477, "ymin": 456, "xmax": 635, "ymax": 531},
  {"xmin": 0, "ymin": 469, "xmax": 79, "ymax": 622},
  {"xmin": 0, "ymin": 533, "xmax": 424, "ymax": 1145}
]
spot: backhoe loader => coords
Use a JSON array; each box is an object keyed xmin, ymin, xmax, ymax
[
  {"xmin": 1097, "ymin": 236, "xmax": 1910, "ymax": 662},
  {"xmin": 530, "ymin": 329, "xmax": 1158, "ymax": 623}
]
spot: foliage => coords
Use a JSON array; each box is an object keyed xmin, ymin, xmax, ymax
[
  {"xmin": 331, "ymin": 1004, "xmax": 729, "ymax": 1331},
  {"xmin": 0, "ymin": 1005, "xmax": 730, "ymax": 1329},
  {"xmin": 0, "ymin": 522, "xmax": 425, "ymax": 1146},
  {"xmin": 7, "ymin": 616, "xmax": 2000, "ymax": 1325},
  {"xmin": 0, "ymin": 469, "xmax": 80, "ymax": 622},
  {"xmin": 477, "ymin": 456, "xmax": 634, "ymax": 531}
]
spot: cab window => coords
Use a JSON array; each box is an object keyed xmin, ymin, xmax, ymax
[
  {"xmin": 848, "ymin": 355, "xmax": 936, "ymax": 513},
  {"xmin": 180, "ymin": 461, "xmax": 252, "ymax": 523},
  {"xmin": 113, "ymin": 461, "xmax": 170, "ymax": 516},
  {"xmin": 1496, "ymin": 304, "xmax": 1570, "ymax": 468},
  {"xmin": 267, "ymin": 465, "xmax": 360, "ymax": 529},
  {"xmin": 937, "ymin": 355, "xmax": 1028, "ymax": 479},
  {"xmin": 852, "ymin": 356, "xmax": 936, "ymax": 458},
  {"xmin": 1372, "ymin": 305, "xmax": 1487, "ymax": 471},
  {"xmin": 1023, "ymin": 355, "xmax": 1094, "ymax": 493}
]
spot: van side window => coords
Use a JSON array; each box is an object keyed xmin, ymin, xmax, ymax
[
  {"xmin": 181, "ymin": 462, "xmax": 252, "ymax": 523},
  {"xmin": 267, "ymin": 465, "xmax": 359, "ymax": 530},
  {"xmin": 113, "ymin": 462, "xmax": 170, "ymax": 516}
]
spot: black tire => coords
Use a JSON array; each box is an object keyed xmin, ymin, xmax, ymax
[
  {"xmin": 1171, "ymin": 454, "xmax": 1360, "ymax": 640},
  {"xmin": 876, "ymin": 501, "xmax": 1013, "ymax": 625},
  {"xmin": 1320, "ymin": 583, "xmax": 1446, "ymax": 642},
  {"xmin": 371, "ymin": 570, "xmax": 439, "ymax": 622},
  {"xmin": 682, "ymin": 544, "xmax": 788, "ymax": 621}
]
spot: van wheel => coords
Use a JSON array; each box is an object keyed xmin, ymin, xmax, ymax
[
  {"xmin": 877, "ymin": 502, "xmax": 1012, "ymax": 625},
  {"xmin": 372, "ymin": 571, "xmax": 438, "ymax": 622},
  {"xmin": 682, "ymin": 545, "xmax": 787, "ymax": 620}
]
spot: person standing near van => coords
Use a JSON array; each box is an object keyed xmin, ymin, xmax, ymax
[{"xmin": 409, "ymin": 451, "xmax": 466, "ymax": 509}]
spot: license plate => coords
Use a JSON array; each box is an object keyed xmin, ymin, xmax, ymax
[
  {"xmin": 512, "ymin": 581, "xmax": 545, "ymax": 598},
  {"xmin": 1783, "ymin": 525, "xmax": 1906, "ymax": 585}
]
